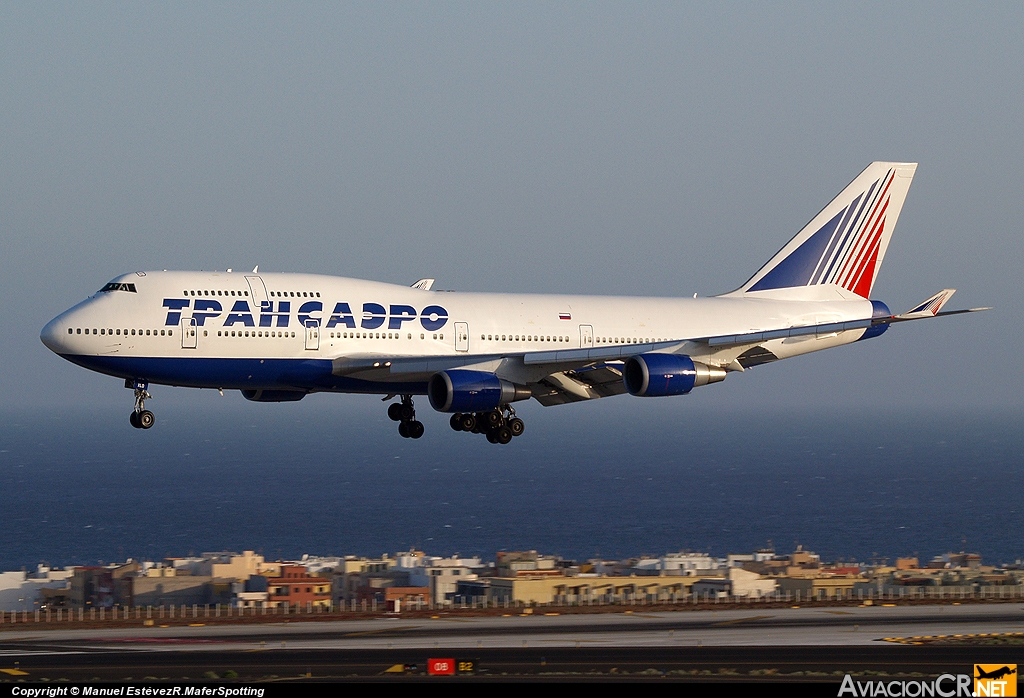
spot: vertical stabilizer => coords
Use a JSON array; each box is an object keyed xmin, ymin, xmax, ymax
[{"xmin": 730, "ymin": 162, "xmax": 917, "ymax": 299}]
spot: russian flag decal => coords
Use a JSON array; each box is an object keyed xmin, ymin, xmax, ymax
[{"xmin": 559, "ymin": 312, "xmax": 571, "ymax": 320}]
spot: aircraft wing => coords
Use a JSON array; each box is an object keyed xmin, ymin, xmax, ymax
[{"xmin": 331, "ymin": 296, "xmax": 989, "ymax": 404}]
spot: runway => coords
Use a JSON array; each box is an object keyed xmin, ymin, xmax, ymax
[
  {"xmin": 0, "ymin": 604, "xmax": 1021, "ymax": 681},
  {"xmin": 2, "ymin": 603, "xmax": 1022, "ymax": 651}
]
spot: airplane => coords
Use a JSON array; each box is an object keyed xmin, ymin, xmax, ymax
[{"xmin": 40, "ymin": 162, "xmax": 989, "ymax": 444}]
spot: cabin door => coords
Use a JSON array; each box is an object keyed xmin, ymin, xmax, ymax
[
  {"xmin": 304, "ymin": 320, "xmax": 320, "ymax": 350},
  {"xmin": 455, "ymin": 322, "xmax": 469, "ymax": 352},
  {"xmin": 579, "ymin": 324, "xmax": 594, "ymax": 349},
  {"xmin": 180, "ymin": 317, "xmax": 198, "ymax": 349},
  {"xmin": 245, "ymin": 275, "xmax": 270, "ymax": 317}
]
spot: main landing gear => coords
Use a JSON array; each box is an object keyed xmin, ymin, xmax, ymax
[
  {"xmin": 387, "ymin": 395, "xmax": 424, "ymax": 439},
  {"xmin": 448, "ymin": 406, "xmax": 525, "ymax": 445},
  {"xmin": 125, "ymin": 379, "xmax": 155, "ymax": 429}
]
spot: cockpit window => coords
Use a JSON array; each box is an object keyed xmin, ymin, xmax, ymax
[{"xmin": 99, "ymin": 283, "xmax": 138, "ymax": 293}]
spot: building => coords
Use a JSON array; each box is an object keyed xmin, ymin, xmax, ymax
[
  {"xmin": 483, "ymin": 574, "xmax": 698, "ymax": 605},
  {"xmin": 633, "ymin": 552, "xmax": 722, "ymax": 576},
  {"xmin": 496, "ymin": 551, "xmax": 559, "ymax": 576},
  {"xmin": 691, "ymin": 568, "xmax": 777, "ymax": 599},
  {"xmin": 267, "ymin": 565, "xmax": 331, "ymax": 609},
  {"xmin": 331, "ymin": 554, "xmax": 408, "ymax": 606},
  {"xmin": 125, "ymin": 575, "xmax": 223, "ymax": 607},
  {"xmin": 406, "ymin": 555, "xmax": 483, "ymax": 604},
  {"xmin": 0, "ymin": 566, "xmax": 73, "ymax": 612}
]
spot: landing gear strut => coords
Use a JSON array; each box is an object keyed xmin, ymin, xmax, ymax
[
  {"xmin": 448, "ymin": 405, "xmax": 525, "ymax": 445},
  {"xmin": 387, "ymin": 395, "xmax": 424, "ymax": 439},
  {"xmin": 126, "ymin": 378, "xmax": 155, "ymax": 429}
]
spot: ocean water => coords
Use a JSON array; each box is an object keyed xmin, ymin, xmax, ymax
[{"xmin": 0, "ymin": 397, "xmax": 1021, "ymax": 569}]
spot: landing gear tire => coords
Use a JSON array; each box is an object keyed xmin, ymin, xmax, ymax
[
  {"xmin": 398, "ymin": 421, "xmax": 409, "ymax": 438},
  {"xmin": 407, "ymin": 420, "xmax": 424, "ymax": 439},
  {"xmin": 460, "ymin": 414, "xmax": 477, "ymax": 432},
  {"xmin": 127, "ymin": 381, "xmax": 154, "ymax": 430},
  {"xmin": 486, "ymin": 430, "xmax": 498, "ymax": 444},
  {"xmin": 388, "ymin": 403, "xmax": 404, "ymax": 421},
  {"xmin": 495, "ymin": 426, "xmax": 513, "ymax": 444},
  {"xmin": 508, "ymin": 417, "xmax": 525, "ymax": 437},
  {"xmin": 484, "ymin": 410, "xmax": 502, "ymax": 428}
]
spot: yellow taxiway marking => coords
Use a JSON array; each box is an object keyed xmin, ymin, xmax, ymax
[
  {"xmin": 1, "ymin": 669, "xmax": 29, "ymax": 676},
  {"xmin": 824, "ymin": 610, "xmax": 854, "ymax": 615}
]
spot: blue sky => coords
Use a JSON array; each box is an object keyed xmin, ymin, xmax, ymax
[{"xmin": 2, "ymin": 3, "xmax": 1020, "ymax": 412}]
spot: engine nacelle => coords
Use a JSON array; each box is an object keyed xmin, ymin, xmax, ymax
[
  {"xmin": 623, "ymin": 354, "xmax": 726, "ymax": 397},
  {"xmin": 240, "ymin": 389, "xmax": 307, "ymax": 402},
  {"xmin": 428, "ymin": 370, "xmax": 532, "ymax": 413}
]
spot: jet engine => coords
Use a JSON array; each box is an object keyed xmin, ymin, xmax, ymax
[
  {"xmin": 623, "ymin": 354, "xmax": 726, "ymax": 397},
  {"xmin": 428, "ymin": 370, "xmax": 531, "ymax": 413}
]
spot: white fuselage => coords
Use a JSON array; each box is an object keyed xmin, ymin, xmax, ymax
[{"xmin": 41, "ymin": 270, "xmax": 878, "ymax": 394}]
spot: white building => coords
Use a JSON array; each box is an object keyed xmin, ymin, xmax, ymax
[
  {"xmin": 0, "ymin": 565, "xmax": 73, "ymax": 612},
  {"xmin": 691, "ymin": 568, "xmax": 777, "ymax": 599},
  {"xmin": 406, "ymin": 555, "xmax": 483, "ymax": 604},
  {"xmin": 634, "ymin": 552, "xmax": 722, "ymax": 576}
]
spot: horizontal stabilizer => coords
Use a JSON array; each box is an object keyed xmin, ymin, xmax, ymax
[
  {"xmin": 876, "ymin": 289, "xmax": 992, "ymax": 325},
  {"xmin": 896, "ymin": 289, "xmax": 956, "ymax": 319}
]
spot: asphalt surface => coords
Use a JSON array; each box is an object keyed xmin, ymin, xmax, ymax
[{"xmin": 0, "ymin": 604, "xmax": 1021, "ymax": 682}]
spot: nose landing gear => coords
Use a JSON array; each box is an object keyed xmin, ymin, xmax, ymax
[
  {"xmin": 387, "ymin": 395, "xmax": 424, "ymax": 439},
  {"xmin": 126, "ymin": 379, "xmax": 155, "ymax": 429},
  {"xmin": 448, "ymin": 405, "xmax": 525, "ymax": 445}
]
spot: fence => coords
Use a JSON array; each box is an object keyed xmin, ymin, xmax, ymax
[{"xmin": 1, "ymin": 584, "xmax": 1022, "ymax": 624}]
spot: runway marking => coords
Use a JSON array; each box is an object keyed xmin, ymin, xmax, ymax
[
  {"xmin": 824, "ymin": 611, "xmax": 854, "ymax": 615},
  {"xmin": 1, "ymin": 668, "xmax": 30, "ymax": 675},
  {"xmin": 881, "ymin": 631, "xmax": 1024, "ymax": 645},
  {"xmin": 341, "ymin": 625, "xmax": 420, "ymax": 637},
  {"xmin": 710, "ymin": 615, "xmax": 773, "ymax": 627}
]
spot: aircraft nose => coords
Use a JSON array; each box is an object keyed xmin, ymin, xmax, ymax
[{"xmin": 40, "ymin": 315, "xmax": 67, "ymax": 354}]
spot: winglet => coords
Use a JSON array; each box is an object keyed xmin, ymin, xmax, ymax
[
  {"xmin": 411, "ymin": 278, "xmax": 435, "ymax": 291},
  {"xmin": 896, "ymin": 289, "xmax": 956, "ymax": 319}
]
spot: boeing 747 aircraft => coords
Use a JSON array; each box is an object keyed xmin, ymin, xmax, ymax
[{"xmin": 40, "ymin": 162, "xmax": 987, "ymax": 443}]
